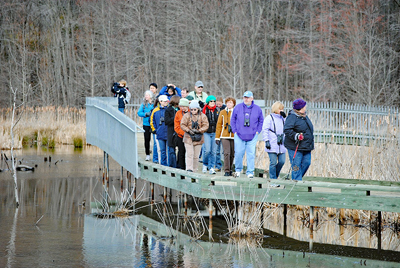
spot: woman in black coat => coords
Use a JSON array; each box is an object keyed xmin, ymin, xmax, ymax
[
  {"xmin": 165, "ymin": 95, "xmax": 180, "ymax": 168},
  {"xmin": 283, "ymin": 98, "xmax": 314, "ymax": 181}
]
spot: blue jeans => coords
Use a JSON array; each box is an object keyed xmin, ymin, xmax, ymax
[
  {"xmin": 157, "ymin": 139, "xmax": 168, "ymax": 166},
  {"xmin": 168, "ymin": 146, "xmax": 177, "ymax": 168},
  {"xmin": 152, "ymin": 133, "xmax": 159, "ymax": 163},
  {"xmin": 287, "ymin": 149, "xmax": 311, "ymax": 181},
  {"xmin": 234, "ymin": 134, "xmax": 258, "ymax": 176},
  {"xmin": 118, "ymin": 108, "xmax": 125, "ymax": 113},
  {"xmin": 215, "ymin": 141, "xmax": 222, "ymax": 169},
  {"xmin": 268, "ymin": 152, "xmax": 286, "ymax": 179},
  {"xmin": 203, "ymin": 133, "xmax": 217, "ymax": 169}
]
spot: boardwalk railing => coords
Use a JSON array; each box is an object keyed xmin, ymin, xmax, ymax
[{"xmin": 265, "ymin": 100, "xmax": 400, "ymax": 145}]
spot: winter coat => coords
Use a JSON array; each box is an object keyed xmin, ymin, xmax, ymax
[
  {"xmin": 152, "ymin": 105, "xmax": 168, "ymax": 140},
  {"xmin": 111, "ymin": 84, "xmax": 131, "ymax": 109},
  {"xmin": 165, "ymin": 105, "xmax": 179, "ymax": 147},
  {"xmin": 180, "ymin": 112, "xmax": 209, "ymax": 146},
  {"xmin": 262, "ymin": 113, "xmax": 287, "ymax": 154},
  {"xmin": 159, "ymin": 86, "xmax": 182, "ymax": 99},
  {"xmin": 174, "ymin": 109, "xmax": 190, "ymax": 138},
  {"xmin": 283, "ymin": 110, "xmax": 314, "ymax": 151},
  {"xmin": 230, "ymin": 101, "xmax": 264, "ymax": 141},
  {"xmin": 215, "ymin": 108, "xmax": 234, "ymax": 140},
  {"xmin": 137, "ymin": 103, "xmax": 154, "ymax": 127},
  {"xmin": 202, "ymin": 105, "xmax": 219, "ymax": 133}
]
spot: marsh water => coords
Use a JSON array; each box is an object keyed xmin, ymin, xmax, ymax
[{"xmin": 1, "ymin": 146, "xmax": 399, "ymax": 267}]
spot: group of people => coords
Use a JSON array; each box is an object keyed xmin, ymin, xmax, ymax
[{"xmin": 133, "ymin": 80, "xmax": 314, "ymax": 181}]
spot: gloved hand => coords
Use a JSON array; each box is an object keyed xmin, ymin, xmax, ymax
[
  {"xmin": 151, "ymin": 129, "xmax": 156, "ymax": 134},
  {"xmin": 296, "ymin": 133, "xmax": 304, "ymax": 141},
  {"xmin": 215, "ymin": 140, "xmax": 220, "ymax": 146},
  {"xmin": 265, "ymin": 140, "xmax": 271, "ymax": 149},
  {"xmin": 145, "ymin": 112, "xmax": 151, "ymax": 117},
  {"xmin": 192, "ymin": 129, "xmax": 200, "ymax": 134},
  {"xmin": 280, "ymin": 111, "xmax": 286, "ymax": 118},
  {"xmin": 188, "ymin": 130, "xmax": 195, "ymax": 135}
]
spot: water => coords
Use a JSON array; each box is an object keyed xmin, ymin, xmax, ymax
[{"xmin": 0, "ymin": 146, "xmax": 399, "ymax": 267}]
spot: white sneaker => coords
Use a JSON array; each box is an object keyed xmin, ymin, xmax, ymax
[
  {"xmin": 202, "ymin": 165, "xmax": 208, "ymax": 173},
  {"xmin": 209, "ymin": 168, "xmax": 216, "ymax": 175},
  {"xmin": 145, "ymin": 155, "xmax": 150, "ymax": 161},
  {"xmin": 247, "ymin": 174, "xmax": 254, "ymax": 179},
  {"xmin": 233, "ymin": 171, "xmax": 241, "ymax": 178}
]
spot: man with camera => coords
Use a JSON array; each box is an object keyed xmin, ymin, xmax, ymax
[
  {"xmin": 152, "ymin": 95, "xmax": 169, "ymax": 166},
  {"xmin": 230, "ymin": 91, "xmax": 264, "ymax": 178},
  {"xmin": 262, "ymin": 101, "xmax": 287, "ymax": 180},
  {"xmin": 111, "ymin": 80, "xmax": 131, "ymax": 114}
]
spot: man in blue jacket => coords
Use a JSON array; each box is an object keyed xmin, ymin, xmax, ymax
[
  {"xmin": 152, "ymin": 95, "xmax": 169, "ymax": 166},
  {"xmin": 230, "ymin": 91, "xmax": 264, "ymax": 178}
]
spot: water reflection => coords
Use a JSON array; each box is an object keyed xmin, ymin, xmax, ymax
[{"xmin": 0, "ymin": 146, "xmax": 399, "ymax": 267}]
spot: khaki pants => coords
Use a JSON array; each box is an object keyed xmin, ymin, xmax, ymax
[{"xmin": 184, "ymin": 143, "xmax": 202, "ymax": 171}]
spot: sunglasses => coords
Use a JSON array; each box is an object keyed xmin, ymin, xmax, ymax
[
  {"xmin": 197, "ymin": 86, "xmax": 203, "ymax": 88},
  {"xmin": 209, "ymin": 101, "xmax": 216, "ymax": 103}
]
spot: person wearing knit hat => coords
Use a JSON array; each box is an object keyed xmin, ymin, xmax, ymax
[
  {"xmin": 283, "ymin": 98, "xmax": 314, "ymax": 181},
  {"xmin": 201, "ymin": 95, "xmax": 219, "ymax": 175},
  {"xmin": 180, "ymin": 99, "xmax": 209, "ymax": 172},
  {"xmin": 174, "ymin": 97, "xmax": 191, "ymax": 170}
]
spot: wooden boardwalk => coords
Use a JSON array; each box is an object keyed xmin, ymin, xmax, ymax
[{"xmin": 138, "ymin": 158, "xmax": 400, "ymax": 213}]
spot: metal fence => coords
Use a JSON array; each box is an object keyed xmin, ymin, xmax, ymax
[{"xmin": 265, "ymin": 100, "xmax": 400, "ymax": 145}]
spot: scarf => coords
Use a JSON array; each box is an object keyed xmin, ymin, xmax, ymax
[
  {"xmin": 202, "ymin": 104, "xmax": 216, "ymax": 114},
  {"xmin": 294, "ymin": 109, "xmax": 307, "ymax": 118}
]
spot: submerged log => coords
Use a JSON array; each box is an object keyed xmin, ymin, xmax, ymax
[{"xmin": 16, "ymin": 165, "xmax": 35, "ymax": 171}]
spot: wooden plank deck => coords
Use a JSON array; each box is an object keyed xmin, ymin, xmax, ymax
[{"xmin": 138, "ymin": 159, "xmax": 400, "ymax": 213}]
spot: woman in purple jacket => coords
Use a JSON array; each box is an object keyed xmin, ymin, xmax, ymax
[{"xmin": 262, "ymin": 101, "xmax": 287, "ymax": 179}]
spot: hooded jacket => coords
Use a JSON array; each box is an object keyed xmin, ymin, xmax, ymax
[
  {"xmin": 283, "ymin": 110, "xmax": 314, "ymax": 151},
  {"xmin": 262, "ymin": 113, "xmax": 287, "ymax": 154},
  {"xmin": 152, "ymin": 105, "xmax": 168, "ymax": 140},
  {"xmin": 230, "ymin": 101, "xmax": 264, "ymax": 141}
]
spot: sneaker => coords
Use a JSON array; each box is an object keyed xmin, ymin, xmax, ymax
[
  {"xmin": 209, "ymin": 168, "xmax": 216, "ymax": 175},
  {"xmin": 187, "ymin": 170, "xmax": 193, "ymax": 172},
  {"xmin": 233, "ymin": 171, "xmax": 241, "ymax": 178},
  {"xmin": 145, "ymin": 155, "xmax": 150, "ymax": 161},
  {"xmin": 247, "ymin": 174, "xmax": 254, "ymax": 179},
  {"xmin": 270, "ymin": 184, "xmax": 280, "ymax": 188},
  {"xmin": 202, "ymin": 165, "xmax": 208, "ymax": 173}
]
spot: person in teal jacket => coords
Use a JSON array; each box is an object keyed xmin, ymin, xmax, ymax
[{"xmin": 137, "ymin": 90, "xmax": 154, "ymax": 161}]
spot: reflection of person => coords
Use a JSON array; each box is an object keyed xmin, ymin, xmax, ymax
[
  {"xmin": 174, "ymin": 98, "xmax": 190, "ymax": 170},
  {"xmin": 262, "ymin": 101, "xmax": 286, "ymax": 179},
  {"xmin": 152, "ymin": 95, "xmax": 169, "ymax": 166},
  {"xmin": 137, "ymin": 90, "xmax": 154, "ymax": 161},
  {"xmin": 230, "ymin": 91, "xmax": 264, "ymax": 178},
  {"xmin": 165, "ymin": 96, "xmax": 180, "ymax": 168},
  {"xmin": 111, "ymin": 80, "xmax": 131, "ymax": 113},
  {"xmin": 180, "ymin": 100, "xmax": 209, "ymax": 172},
  {"xmin": 215, "ymin": 97, "xmax": 236, "ymax": 176},
  {"xmin": 283, "ymin": 98, "xmax": 314, "ymax": 181},
  {"xmin": 187, "ymin": 81, "xmax": 208, "ymax": 108}
]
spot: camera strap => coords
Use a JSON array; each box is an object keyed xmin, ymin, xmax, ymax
[{"xmin": 269, "ymin": 114, "xmax": 284, "ymax": 135}]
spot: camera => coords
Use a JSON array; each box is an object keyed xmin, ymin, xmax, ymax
[
  {"xmin": 159, "ymin": 116, "xmax": 165, "ymax": 125},
  {"xmin": 244, "ymin": 118, "xmax": 250, "ymax": 127},
  {"xmin": 192, "ymin": 121, "xmax": 199, "ymax": 129},
  {"xmin": 225, "ymin": 123, "xmax": 232, "ymax": 133},
  {"xmin": 277, "ymin": 134, "xmax": 284, "ymax": 145}
]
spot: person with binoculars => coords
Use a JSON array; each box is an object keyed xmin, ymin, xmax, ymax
[
  {"xmin": 283, "ymin": 98, "xmax": 315, "ymax": 181},
  {"xmin": 230, "ymin": 91, "xmax": 264, "ymax": 179},
  {"xmin": 262, "ymin": 101, "xmax": 287, "ymax": 180},
  {"xmin": 111, "ymin": 80, "xmax": 131, "ymax": 114},
  {"xmin": 152, "ymin": 95, "xmax": 170, "ymax": 166}
]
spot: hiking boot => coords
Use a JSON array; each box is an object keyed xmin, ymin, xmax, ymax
[
  {"xmin": 202, "ymin": 165, "xmax": 208, "ymax": 173},
  {"xmin": 224, "ymin": 172, "xmax": 230, "ymax": 176},
  {"xmin": 145, "ymin": 155, "xmax": 150, "ymax": 161},
  {"xmin": 209, "ymin": 168, "xmax": 216, "ymax": 175}
]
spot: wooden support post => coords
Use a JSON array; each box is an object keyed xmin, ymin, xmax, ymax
[
  {"xmin": 150, "ymin": 182, "xmax": 154, "ymax": 205},
  {"xmin": 106, "ymin": 153, "xmax": 110, "ymax": 188},
  {"xmin": 283, "ymin": 204, "xmax": 287, "ymax": 237},
  {"xmin": 102, "ymin": 151, "xmax": 106, "ymax": 185},
  {"xmin": 309, "ymin": 206, "xmax": 314, "ymax": 251},
  {"xmin": 164, "ymin": 187, "xmax": 167, "ymax": 203},
  {"xmin": 120, "ymin": 167, "xmax": 124, "ymax": 197},
  {"xmin": 184, "ymin": 194, "xmax": 188, "ymax": 217},
  {"xmin": 133, "ymin": 177, "xmax": 136, "ymax": 200},
  {"xmin": 209, "ymin": 199, "xmax": 213, "ymax": 240},
  {"xmin": 377, "ymin": 211, "xmax": 382, "ymax": 250}
]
